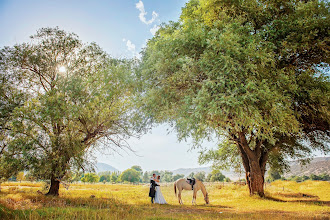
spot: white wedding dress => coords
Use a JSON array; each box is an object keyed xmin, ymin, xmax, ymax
[{"xmin": 154, "ymin": 185, "xmax": 167, "ymax": 204}]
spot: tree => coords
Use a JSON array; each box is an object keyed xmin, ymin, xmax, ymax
[
  {"xmin": 208, "ymin": 170, "xmax": 226, "ymax": 182},
  {"xmin": 206, "ymin": 173, "xmax": 212, "ymax": 182},
  {"xmin": 268, "ymin": 168, "xmax": 281, "ymax": 182},
  {"xmin": 163, "ymin": 171, "xmax": 174, "ymax": 182},
  {"xmin": 173, "ymin": 174, "xmax": 185, "ymax": 181},
  {"xmin": 80, "ymin": 173, "xmax": 99, "ymax": 183},
  {"xmin": 99, "ymin": 175, "xmax": 109, "ymax": 183},
  {"xmin": 16, "ymin": 172, "xmax": 25, "ymax": 183},
  {"xmin": 1, "ymin": 27, "xmax": 144, "ymax": 196},
  {"xmin": 119, "ymin": 168, "xmax": 140, "ymax": 183},
  {"xmin": 140, "ymin": 0, "xmax": 329, "ymax": 196},
  {"xmin": 131, "ymin": 165, "xmax": 143, "ymax": 173},
  {"xmin": 187, "ymin": 172, "xmax": 195, "ymax": 178},
  {"xmin": 194, "ymin": 171, "xmax": 206, "ymax": 181},
  {"xmin": 224, "ymin": 177, "xmax": 231, "ymax": 182},
  {"xmin": 110, "ymin": 172, "xmax": 118, "ymax": 183},
  {"xmin": 142, "ymin": 171, "xmax": 149, "ymax": 183}
]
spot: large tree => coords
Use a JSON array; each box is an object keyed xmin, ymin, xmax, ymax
[
  {"xmin": 140, "ymin": 0, "xmax": 329, "ymax": 196},
  {"xmin": 0, "ymin": 65, "xmax": 26, "ymax": 191},
  {"xmin": 1, "ymin": 27, "xmax": 144, "ymax": 196}
]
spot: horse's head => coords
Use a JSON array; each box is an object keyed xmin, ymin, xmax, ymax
[{"xmin": 205, "ymin": 193, "xmax": 209, "ymax": 204}]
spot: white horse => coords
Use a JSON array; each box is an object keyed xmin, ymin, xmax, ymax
[{"xmin": 174, "ymin": 178, "xmax": 209, "ymax": 205}]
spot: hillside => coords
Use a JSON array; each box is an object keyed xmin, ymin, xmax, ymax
[
  {"xmin": 95, "ymin": 162, "xmax": 119, "ymax": 173},
  {"xmin": 171, "ymin": 157, "xmax": 330, "ymax": 180},
  {"xmin": 284, "ymin": 157, "xmax": 330, "ymax": 177}
]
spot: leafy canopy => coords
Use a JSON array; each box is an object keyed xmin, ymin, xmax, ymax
[
  {"xmin": 140, "ymin": 0, "xmax": 329, "ymax": 172},
  {"xmin": 1, "ymin": 27, "xmax": 144, "ymax": 183}
]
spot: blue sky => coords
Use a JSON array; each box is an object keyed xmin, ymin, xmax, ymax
[
  {"xmin": 0, "ymin": 0, "xmax": 212, "ymax": 171},
  {"xmin": 0, "ymin": 0, "xmax": 187, "ymax": 58}
]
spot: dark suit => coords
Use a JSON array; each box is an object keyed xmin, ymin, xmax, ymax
[{"xmin": 149, "ymin": 179, "xmax": 159, "ymax": 203}]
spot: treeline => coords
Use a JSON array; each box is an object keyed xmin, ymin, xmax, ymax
[
  {"xmin": 8, "ymin": 166, "xmax": 231, "ymax": 184},
  {"xmin": 267, "ymin": 169, "xmax": 330, "ymax": 183}
]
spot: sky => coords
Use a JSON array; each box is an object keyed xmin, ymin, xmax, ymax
[
  {"xmin": 0, "ymin": 0, "xmax": 214, "ymax": 171},
  {"xmin": 1, "ymin": 0, "xmax": 327, "ymax": 172}
]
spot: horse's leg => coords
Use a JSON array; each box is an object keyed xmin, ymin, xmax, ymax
[
  {"xmin": 178, "ymin": 190, "xmax": 182, "ymax": 205},
  {"xmin": 192, "ymin": 189, "xmax": 197, "ymax": 205}
]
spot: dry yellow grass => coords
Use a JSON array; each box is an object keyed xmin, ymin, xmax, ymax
[{"xmin": 0, "ymin": 180, "xmax": 329, "ymax": 219}]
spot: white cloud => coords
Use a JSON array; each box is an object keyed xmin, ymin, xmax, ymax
[
  {"xmin": 126, "ymin": 40, "xmax": 136, "ymax": 52},
  {"xmin": 150, "ymin": 25, "xmax": 160, "ymax": 36},
  {"xmin": 123, "ymin": 38, "xmax": 141, "ymax": 59},
  {"xmin": 136, "ymin": 0, "xmax": 158, "ymax": 25}
]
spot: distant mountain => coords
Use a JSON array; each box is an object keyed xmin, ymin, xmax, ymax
[
  {"xmin": 171, "ymin": 167, "xmax": 241, "ymax": 181},
  {"xmin": 284, "ymin": 157, "xmax": 330, "ymax": 177},
  {"xmin": 172, "ymin": 167, "xmax": 212, "ymax": 176},
  {"xmin": 95, "ymin": 162, "xmax": 119, "ymax": 173},
  {"xmin": 170, "ymin": 157, "xmax": 330, "ymax": 181}
]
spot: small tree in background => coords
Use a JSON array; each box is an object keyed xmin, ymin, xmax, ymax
[
  {"xmin": 142, "ymin": 171, "xmax": 149, "ymax": 183},
  {"xmin": 208, "ymin": 170, "xmax": 226, "ymax": 182},
  {"xmin": 187, "ymin": 172, "xmax": 195, "ymax": 179},
  {"xmin": 267, "ymin": 168, "xmax": 282, "ymax": 182},
  {"xmin": 16, "ymin": 172, "xmax": 25, "ymax": 183},
  {"xmin": 194, "ymin": 172, "xmax": 206, "ymax": 181},
  {"xmin": 81, "ymin": 173, "xmax": 99, "ymax": 184},
  {"xmin": 119, "ymin": 169, "xmax": 140, "ymax": 183},
  {"xmin": 110, "ymin": 172, "xmax": 118, "ymax": 183},
  {"xmin": 173, "ymin": 174, "xmax": 184, "ymax": 181},
  {"xmin": 163, "ymin": 171, "xmax": 174, "ymax": 182}
]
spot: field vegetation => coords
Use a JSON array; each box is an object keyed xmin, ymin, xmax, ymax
[{"xmin": 0, "ymin": 180, "xmax": 329, "ymax": 219}]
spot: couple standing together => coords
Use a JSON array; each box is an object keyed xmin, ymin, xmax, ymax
[{"xmin": 149, "ymin": 174, "xmax": 167, "ymax": 204}]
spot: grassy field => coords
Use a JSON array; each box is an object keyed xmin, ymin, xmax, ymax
[{"xmin": 0, "ymin": 180, "xmax": 329, "ymax": 219}]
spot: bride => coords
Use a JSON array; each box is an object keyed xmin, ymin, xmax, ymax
[{"xmin": 154, "ymin": 175, "xmax": 167, "ymax": 204}]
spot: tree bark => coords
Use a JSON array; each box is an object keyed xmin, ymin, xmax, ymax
[
  {"xmin": 46, "ymin": 176, "xmax": 60, "ymax": 196},
  {"xmin": 248, "ymin": 158, "xmax": 265, "ymax": 197},
  {"xmin": 236, "ymin": 132, "xmax": 266, "ymax": 197}
]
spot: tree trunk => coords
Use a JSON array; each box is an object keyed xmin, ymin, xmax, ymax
[
  {"xmin": 236, "ymin": 132, "xmax": 267, "ymax": 197},
  {"xmin": 46, "ymin": 177, "xmax": 60, "ymax": 196},
  {"xmin": 248, "ymin": 159, "xmax": 265, "ymax": 197}
]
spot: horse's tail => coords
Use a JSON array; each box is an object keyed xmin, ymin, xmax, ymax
[{"xmin": 174, "ymin": 181, "xmax": 177, "ymax": 197}]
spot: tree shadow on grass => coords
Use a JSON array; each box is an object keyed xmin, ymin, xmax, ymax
[{"xmin": 265, "ymin": 193, "xmax": 330, "ymax": 206}]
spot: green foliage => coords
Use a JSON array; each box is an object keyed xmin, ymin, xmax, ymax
[
  {"xmin": 199, "ymin": 141, "xmax": 244, "ymax": 175},
  {"xmin": 285, "ymin": 173, "xmax": 329, "ymax": 182},
  {"xmin": 162, "ymin": 171, "xmax": 173, "ymax": 182},
  {"xmin": 16, "ymin": 172, "xmax": 25, "ymax": 182},
  {"xmin": 0, "ymin": 67, "xmax": 26, "ymax": 185},
  {"xmin": 173, "ymin": 174, "xmax": 185, "ymax": 181},
  {"xmin": 142, "ymin": 171, "xmax": 149, "ymax": 183},
  {"xmin": 194, "ymin": 171, "xmax": 206, "ymax": 181},
  {"xmin": 140, "ymin": 0, "xmax": 330, "ymax": 188},
  {"xmin": 99, "ymin": 175, "xmax": 110, "ymax": 183},
  {"xmin": 131, "ymin": 166, "xmax": 143, "ymax": 173},
  {"xmin": 206, "ymin": 170, "xmax": 226, "ymax": 182},
  {"xmin": 0, "ymin": 27, "xmax": 145, "ymax": 193},
  {"xmin": 110, "ymin": 172, "xmax": 119, "ymax": 183},
  {"xmin": 224, "ymin": 177, "xmax": 231, "ymax": 182},
  {"xmin": 267, "ymin": 168, "xmax": 282, "ymax": 182},
  {"xmin": 81, "ymin": 173, "xmax": 99, "ymax": 183},
  {"xmin": 119, "ymin": 169, "xmax": 140, "ymax": 183},
  {"xmin": 187, "ymin": 172, "xmax": 195, "ymax": 179}
]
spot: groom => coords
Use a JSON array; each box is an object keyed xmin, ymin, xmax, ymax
[{"xmin": 149, "ymin": 173, "xmax": 159, "ymax": 203}]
